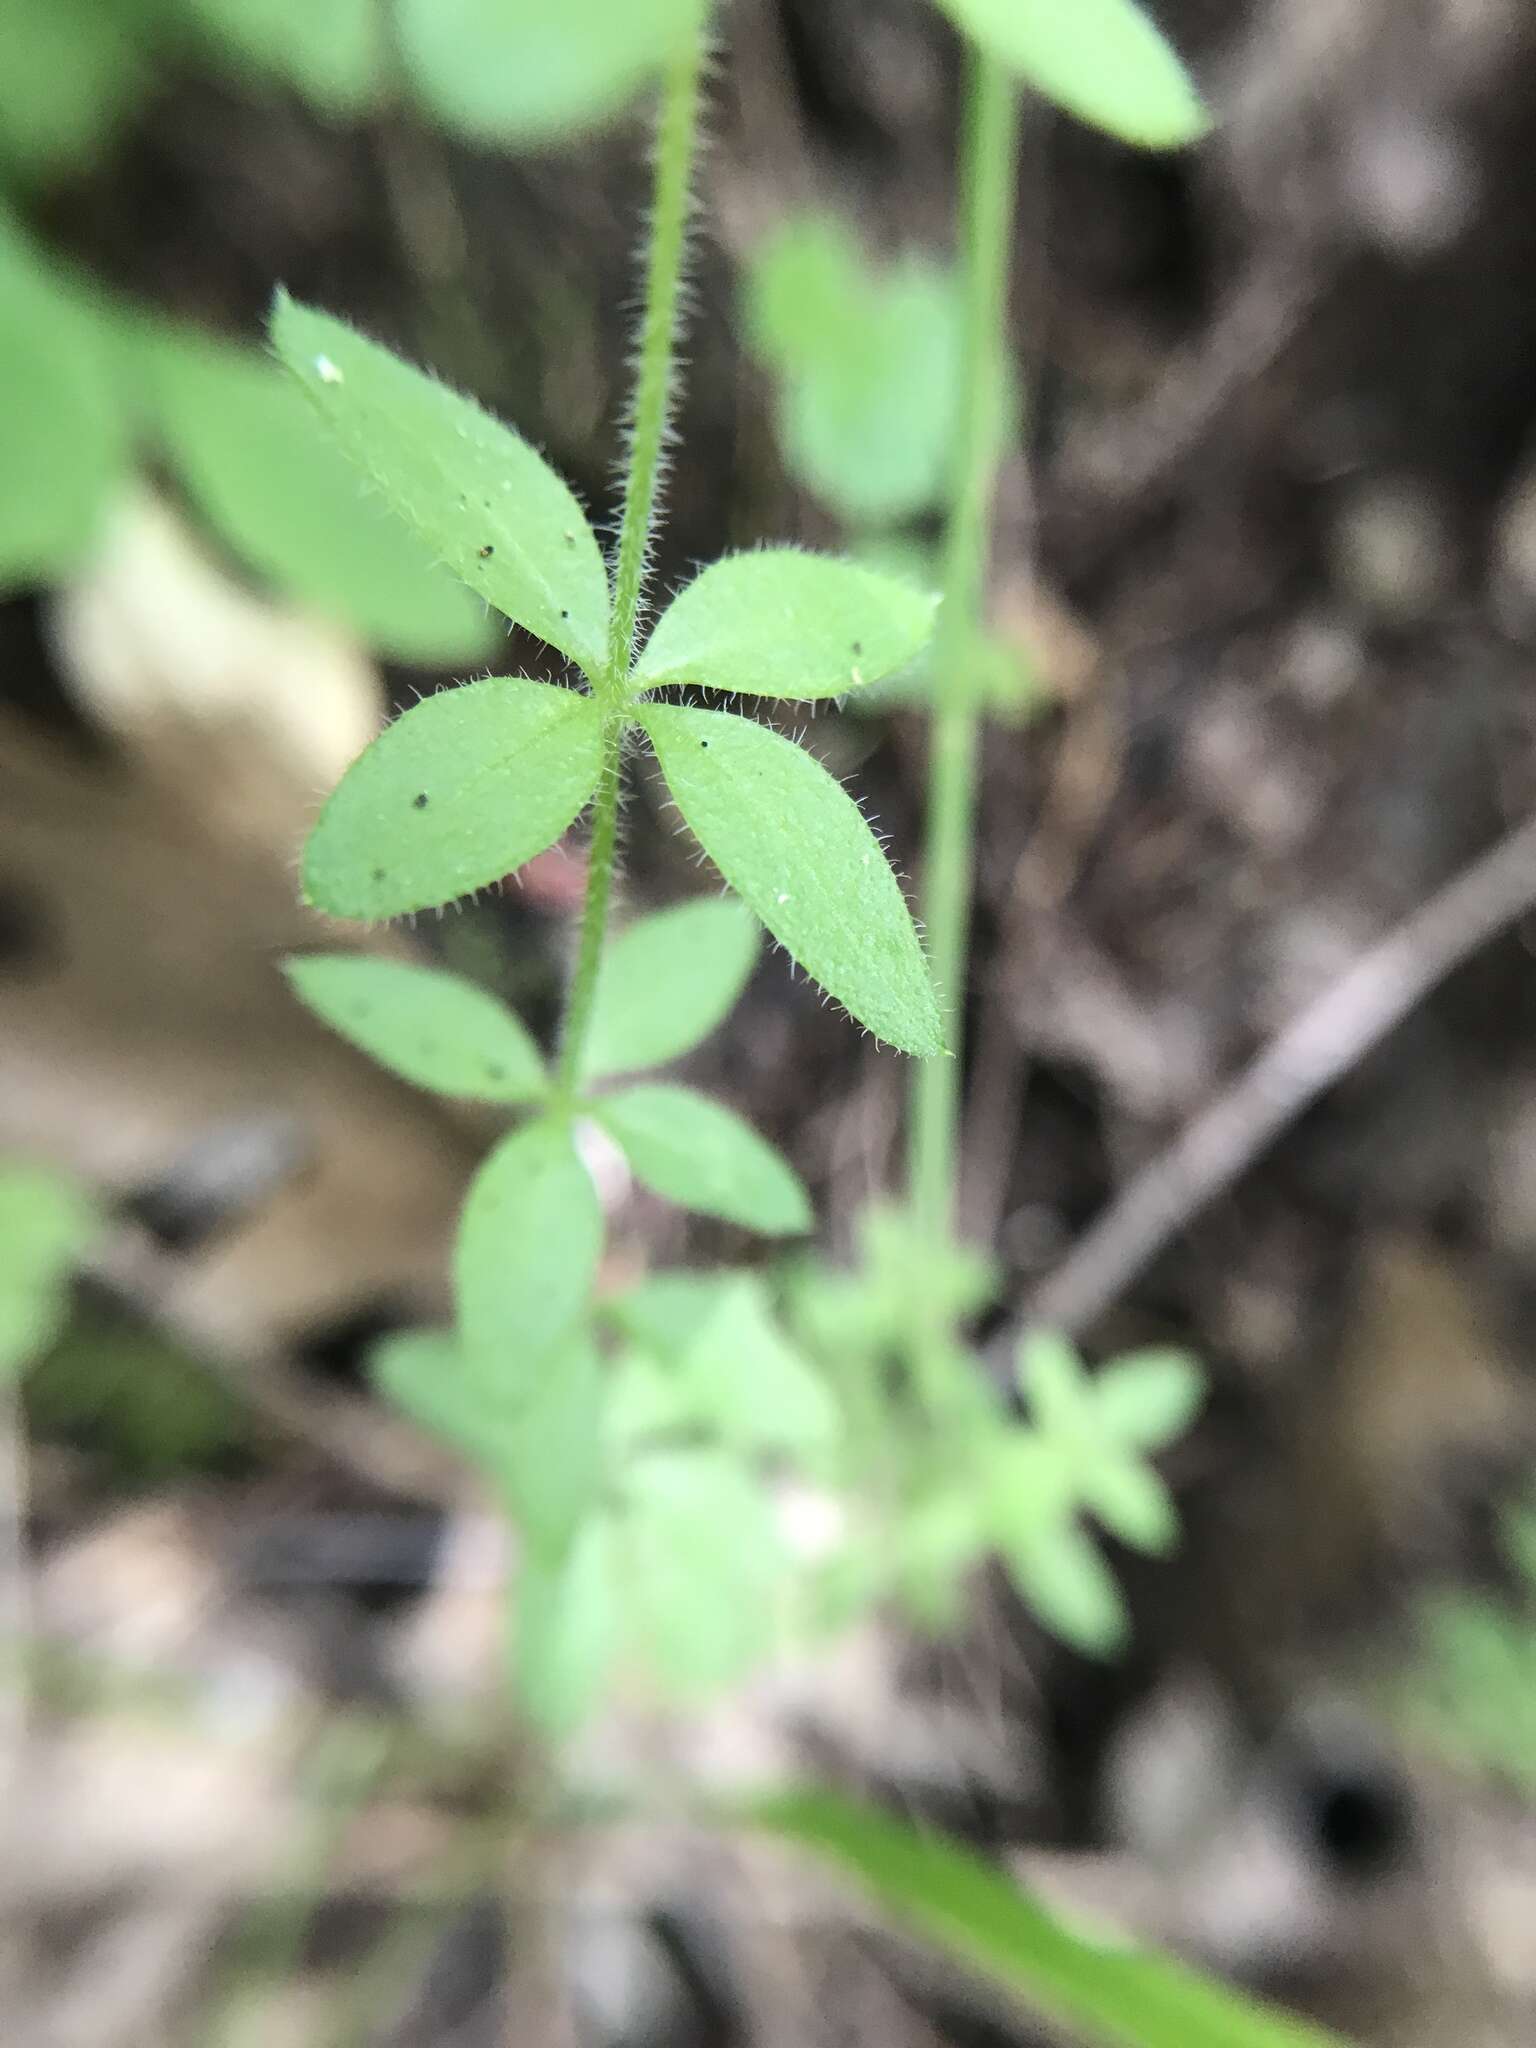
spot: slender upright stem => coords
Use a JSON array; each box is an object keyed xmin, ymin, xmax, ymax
[
  {"xmin": 555, "ymin": 19, "xmax": 709, "ymax": 1099},
  {"xmin": 555, "ymin": 718, "xmax": 624, "ymax": 1097},
  {"xmin": 606, "ymin": 24, "xmax": 707, "ymax": 688},
  {"xmin": 909, "ymin": 47, "xmax": 1019, "ymax": 1244}
]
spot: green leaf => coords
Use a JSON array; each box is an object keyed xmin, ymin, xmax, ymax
[
  {"xmin": 750, "ymin": 1792, "xmax": 1352, "ymax": 2048},
  {"xmin": 595, "ymin": 1085, "xmax": 811, "ymax": 1235},
  {"xmin": 744, "ymin": 218, "xmax": 968, "ymax": 525},
  {"xmin": 626, "ymin": 1449, "xmax": 780, "ymax": 1694},
  {"xmin": 142, "ymin": 323, "xmax": 488, "ymax": 662},
  {"xmin": 1080, "ymin": 1457, "xmax": 1178, "ymax": 1556},
  {"xmin": 400, "ymin": 0, "xmax": 701, "ymax": 145},
  {"xmin": 0, "ymin": 216, "xmax": 126, "ymax": 589},
  {"xmin": 303, "ymin": 678, "xmax": 602, "ymax": 921},
  {"xmin": 269, "ymin": 293, "xmax": 610, "ymax": 673},
  {"xmin": 371, "ymin": 1327, "xmax": 483, "ymax": 1458},
  {"xmin": 0, "ymin": 0, "xmax": 146, "ymax": 179},
  {"xmin": 608, "ymin": 1272, "xmax": 838, "ymax": 1458},
  {"xmin": 634, "ymin": 549, "xmax": 936, "ymax": 701},
  {"xmin": 515, "ymin": 1520, "xmax": 620, "ymax": 1735},
  {"xmin": 1092, "ymin": 1349, "xmax": 1205, "ymax": 1449},
  {"xmin": 1008, "ymin": 1515, "xmax": 1128, "ymax": 1658},
  {"xmin": 455, "ymin": 1118, "xmax": 603, "ymax": 1387},
  {"xmin": 1016, "ymin": 1329, "xmax": 1091, "ymax": 1431},
  {"xmin": 186, "ymin": 0, "xmax": 384, "ymax": 115},
  {"xmin": 496, "ymin": 1332, "xmax": 606, "ymax": 1557},
  {"xmin": 0, "ymin": 1164, "xmax": 101, "ymax": 1383},
  {"xmin": 929, "ymin": 0, "xmax": 1209, "ymax": 151},
  {"xmin": 284, "ymin": 952, "xmax": 546, "ymax": 1102},
  {"xmin": 372, "ymin": 1324, "xmax": 603, "ymax": 1556},
  {"xmin": 642, "ymin": 704, "xmax": 942, "ymax": 1057},
  {"xmin": 582, "ymin": 896, "xmax": 759, "ymax": 1081}
]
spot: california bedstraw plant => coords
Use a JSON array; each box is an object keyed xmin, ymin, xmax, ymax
[
  {"xmin": 274, "ymin": 0, "xmax": 950, "ymax": 1725},
  {"xmin": 272, "ymin": 0, "xmax": 1218, "ymax": 1724}
]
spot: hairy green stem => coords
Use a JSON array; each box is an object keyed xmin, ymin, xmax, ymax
[
  {"xmin": 606, "ymin": 24, "xmax": 707, "ymax": 687},
  {"xmin": 909, "ymin": 47, "xmax": 1019, "ymax": 1244},
  {"xmin": 555, "ymin": 18, "xmax": 709, "ymax": 1098},
  {"xmin": 555, "ymin": 716, "xmax": 625, "ymax": 1097}
]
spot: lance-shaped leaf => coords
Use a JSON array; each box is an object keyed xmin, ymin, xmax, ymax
[
  {"xmin": 187, "ymin": 0, "xmax": 384, "ymax": 116},
  {"xmin": 401, "ymin": 0, "xmax": 701, "ymax": 145},
  {"xmin": 371, "ymin": 1328, "xmax": 483, "ymax": 1459},
  {"xmin": 284, "ymin": 953, "xmax": 545, "ymax": 1102},
  {"xmin": 1080, "ymin": 1457, "xmax": 1178, "ymax": 1557},
  {"xmin": 303, "ymin": 678, "xmax": 602, "ymax": 921},
  {"xmin": 515, "ymin": 1519, "xmax": 620, "ymax": 1735},
  {"xmin": 930, "ymin": 0, "xmax": 1208, "ymax": 151},
  {"xmin": 595, "ymin": 1085, "xmax": 811, "ymax": 1235},
  {"xmin": 642, "ymin": 704, "xmax": 942, "ymax": 1056},
  {"xmin": 270, "ymin": 292, "xmax": 610, "ymax": 673},
  {"xmin": 144, "ymin": 324, "xmax": 487, "ymax": 662},
  {"xmin": 1004, "ymin": 1511, "xmax": 1129, "ymax": 1658},
  {"xmin": 0, "ymin": 215, "xmax": 126, "ymax": 589},
  {"xmin": 373, "ymin": 1325, "xmax": 603, "ymax": 1559},
  {"xmin": 1091, "ymin": 1348, "xmax": 1204, "ymax": 1448},
  {"xmin": 751, "ymin": 1792, "xmax": 1353, "ymax": 2048},
  {"xmin": 455, "ymin": 1117, "xmax": 603, "ymax": 1389},
  {"xmin": 634, "ymin": 549, "xmax": 936, "ymax": 701},
  {"xmin": 581, "ymin": 896, "xmax": 759, "ymax": 1081}
]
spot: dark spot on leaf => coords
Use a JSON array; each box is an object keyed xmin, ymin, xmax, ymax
[
  {"xmin": 560, "ymin": 609, "xmax": 570, "ymax": 619},
  {"xmin": 485, "ymin": 1063, "xmax": 506, "ymax": 1082},
  {"xmin": 413, "ymin": 792, "xmax": 429, "ymax": 809},
  {"xmin": 372, "ymin": 868, "xmax": 386, "ymax": 883},
  {"xmin": 852, "ymin": 641, "xmax": 863, "ymax": 655},
  {"xmin": 478, "ymin": 544, "xmax": 495, "ymax": 559}
]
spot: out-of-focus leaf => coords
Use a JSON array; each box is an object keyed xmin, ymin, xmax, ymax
[
  {"xmin": 626, "ymin": 1448, "xmax": 780, "ymax": 1694},
  {"xmin": 0, "ymin": 215, "xmax": 126, "ymax": 588},
  {"xmin": 750, "ymin": 1792, "xmax": 1352, "ymax": 2048},
  {"xmin": 930, "ymin": 0, "xmax": 1209, "ymax": 151},
  {"xmin": 0, "ymin": 0, "xmax": 148, "ymax": 178},
  {"xmin": 516, "ymin": 1520, "xmax": 620, "ymax": 1734},
  {"xmin": 595, "ymin": 1084, "xmax": 812, "ymax": 1234},
  {"xmin": 455, "ymin": 1117, "xmax": 602, "ymax": 1389},
  {"xmin": 581, "ymin": 896, "xmax": 759, "ymax": 1081},
  {"xmin": 1091, "ymin": 1349, "xmax": 1205, "ymax": 1448},
  {"xmin": 400, "ymin": 0, "xmax": 701, "ymax": 145},
  {"xmin": 608, "ymin": 1271, "xmax": 839, "ymax": 1457},
  {"xmin": 284, "ymin": 952, "xmax": 546, "ymax": 1102},
  {"xmin": 185, "ymin": 0, "xmax": 384, "ymax": 114},
  {"xmin": 143, "ymin": 324, "xmax": 488, "ymax": 661}
]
